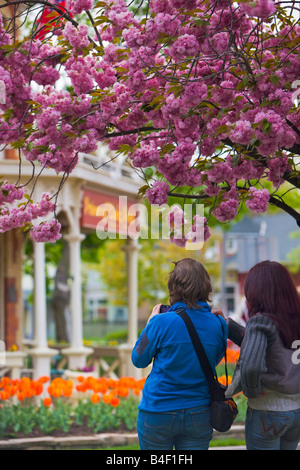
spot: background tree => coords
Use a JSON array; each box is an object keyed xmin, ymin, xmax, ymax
[
  {"xmin": 87, "ymin": 232, "xmax": 222, "ymax": 309},
  {"xmin": 0, "ymin": 0, "xmax": 299, "ymax": 245}
]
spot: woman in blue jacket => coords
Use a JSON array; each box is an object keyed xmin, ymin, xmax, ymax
[{"xmin": 131, "ymin": 258, "xmax": 228, "ymax": 450}]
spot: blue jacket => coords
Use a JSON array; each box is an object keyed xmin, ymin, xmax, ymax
[{"xmin": 131, "ymin": 301, "xmax": 228, "ymax": 412}]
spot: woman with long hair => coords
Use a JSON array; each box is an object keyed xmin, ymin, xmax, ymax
[
  {"xmin": 131, "ymin": 258, "xmax": 228, "ymax": 450},
  {"xmin": 226, "ymin": 260, "xmax": 300, "ymax": 450}
]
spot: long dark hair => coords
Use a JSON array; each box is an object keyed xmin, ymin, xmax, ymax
[
  {"xmin": 244, "ymin": 260, "xmax": 300, "ymax": 348},
  {"xmin": 168, "ymin": 258, "xmax": 212, "ymax": 309}
]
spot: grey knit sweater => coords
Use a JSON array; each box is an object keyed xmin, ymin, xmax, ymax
[{"xmin": 226, "ymin": 314, "xmax": 300, "ymax": 411}]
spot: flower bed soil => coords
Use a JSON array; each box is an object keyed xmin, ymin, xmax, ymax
[{"xmin": 1, "ymin": 419, "xmax": 136, "ymax": 440}]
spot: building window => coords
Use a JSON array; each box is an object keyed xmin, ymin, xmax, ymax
[
  {"xmin": 226, "ymin": 238, "xmax": 238, "ymax": 256},
  {"xmin": 225, "ymin": 284, "xmax": 237, "ymax": 314}
]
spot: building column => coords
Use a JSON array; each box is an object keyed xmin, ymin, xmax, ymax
[
  {"xmin": 121, "ymin": 237, "xmax": 140, "ymax": 378},
  {"xmin": 30, "ymin": 241, "xmax": 57, "ymax": 380},
  {"xmin": 63, "ymin": 233, "xmax": 92, "ymax": 370}
]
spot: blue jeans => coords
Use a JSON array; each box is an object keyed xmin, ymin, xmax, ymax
[
  {"xmin": 137, "ymin": 406, "xmax": 213, "ymax": 450},
  {"xmin": 246, "ymin": 407, "xmax": 300, "ymax": 450}
]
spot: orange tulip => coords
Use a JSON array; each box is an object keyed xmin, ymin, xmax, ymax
[
  {"xmin": 0, "ymin": 391, "xmax": 9, "ymax": 400},
  {"xmin": 38, "ymin": 376, "xmax": 50, "ymax": 384},
  {"xmin": 63, "ymin": 387, "xmax": 73, "ymax": 398},
  {"xmin": 43, "ymin": 397, "xmax": 52, "ymax": 407},
  {"xmin": 117, "ymin": 387, "xmax": 129, "ymax": 397},
  {"xmin": 108, "ymin": 378, "xmax": 117, "ymax": 389},
  {"xmin": 110, "ymin": 396, "xmax": 120, "ymax": 407},
  {"xmin": 91, "ymin": 393, "xmax": 100, "ymax": 404},
  {"xmin": 25, "ymin": 388, "xmax": 35, "ymax": 398},
  {"xmin": 1, "ymin": 377, "xmax": 11, "ymax": 387},
  {"xmin": 35, "ymin": 383, "xmax": 44, "ymax": 396},
  {"xmin": 17, "ymin": 392, "xmax": 25, "ymax": 402},
  {"xmin": 102, "ymin": 393, "xmax": 112, "ymax": 404}
]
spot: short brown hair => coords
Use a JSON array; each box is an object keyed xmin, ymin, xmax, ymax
[{"xmin": 168, "ymin": 258, "xmax": 212, "ymax": 309}]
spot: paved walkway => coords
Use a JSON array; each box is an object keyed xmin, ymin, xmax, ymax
[
  {"xmin": 0, "ymin": 425, "xmax": 298, "ymax": 450},
  {"xmin": 211, "ymin": 443, "xmax": 300, "ymax": 450}
]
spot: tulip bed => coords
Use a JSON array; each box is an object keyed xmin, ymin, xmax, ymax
[
  {"xmin": 0, "ymin": 375, "xmax": 145, "ymax": 438},
  {"xmin": 0, "ymin": 346, "xmax": 243, "ymax": 439}
]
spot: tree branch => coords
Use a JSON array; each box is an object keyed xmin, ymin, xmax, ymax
[
  {"xmin": 169, "ymin": 189, "xmax": 300, "ymax": 227},
  {"xmin": 222, "ymin": 137, "xmax": 300, "ymax": 189}
]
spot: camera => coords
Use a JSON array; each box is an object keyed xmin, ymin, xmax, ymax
[{"xmin": 159, "ymin": 305, "xmax": 170, "ymax": 313}]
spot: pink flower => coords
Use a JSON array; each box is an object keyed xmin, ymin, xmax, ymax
[
  {"xmin": 246, "ymin": 187, "xmax": 270, "ymax": 213},
  {"xmin": 267, "ymin": 155, "xmax": 290, "ymax": 186},
  {"xmin": 169, "ymin": 0, "xmax": 197, "ymax": 9},
  {"xmin": 240, "ymin": 0, "xmax": 276, "ymax": 18},
  {"xmin": 170, "ymin": 234, "xmax": 188, "ymax": 247},
  {"xmin": 169, "ymin": 34, "xmax": 200, "ymax": 60},
  {"xmin": 123, "ymin": 26, "xmax": 147, "ymax": 49},
  {"xmin": 69, "ymin": 0, "xmax": 93, "ymax": 15},
  {"xmin": 131, "ymin": 145, "xmax": 159, "ymax": 168},
  {"xmin": 206, "ymin": 162, "xmax": 232, "ymax": 184},
  {"xmin": 146, "ymin": 181, "xmax": 169, "ymax": 205},
  {"xmin": 230, "ymin": 120, "xmax": 254, "ymax": 146},
  {"xmin": 32, "ymin": 67, "xmax": 60, "ymax": 87},
  {"xmin": 213, "ymin": 199, "xmax": 239, "ymax": 222},
  {"xmin": 186, "ymin": 215, "xmax": 211, "ymax": 243},
  {"xmin": 228, "ymin": 156, "xmax": 265, "ymax": 181},
  {"xmin": 182, "ymin": 82, "xmax": 207, "ymax": 107},
  {"xmin": 0, "ymin": 182, "xmax": 25, "ymax": 204},
  {"xmin": 63, "ymin": 23, "xmax": 89, "ymax": 50},
  {"xmin": 167, "ymin": 205, "xmax": 186, "ymax": 230},
  {"xmin": 30, "ymin": 219, "xmax": 62, "ymax": 243},
  {"xmin": 212, "ymin": 80, "xmax": 235, "ymax": 108}
]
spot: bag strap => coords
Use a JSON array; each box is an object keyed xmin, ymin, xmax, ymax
[
  {"xmin": 175, "ymin": 308, "xmax": 222, "ymax": 396},
  {"xmin": 216, "ymin": 314, "xmax": 229, "ymax": 387}
]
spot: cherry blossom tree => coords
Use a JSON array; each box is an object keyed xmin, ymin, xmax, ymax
[{"xmin": 0, "ymin": 0, "xmax": 299, "ymax": 244}]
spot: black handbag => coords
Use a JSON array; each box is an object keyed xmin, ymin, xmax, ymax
[{"xmin": 176, "ymin": 308, "xmax": 238, "ymax": 432}]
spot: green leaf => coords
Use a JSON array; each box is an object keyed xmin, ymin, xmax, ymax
[
  {"xmin": 137, "ymin": 185, "xmax": 149, "ymax": 197},
  {"xmin": 236, "ymin": 75, "xmax": 250, "ymax": 91},
  {"xmin": 270, "ymin": 75, "xmax": 279, "ymax": 85},
  {"xmin": 261, "ymin": 119, "xmax": 272, "ymax": 135}
]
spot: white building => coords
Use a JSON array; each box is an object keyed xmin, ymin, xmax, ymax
[{"xmin": 0, "ymin": 145, "xmax": 142, "ymax": 380}]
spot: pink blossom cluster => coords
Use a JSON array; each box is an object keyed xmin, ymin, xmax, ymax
[
  {"xmin": 166, "ymin": 207, "xmax": 211, "ymax": 246},
  {"xmin": 167, "ymin": 205, "xmax": 186, "ymax": 231},
  {"xmin": 0, "ymin": 182, "xmax": 25, "ymax": 204},
  {"xmin": 146, "ymin": 181, "xmax": 170, "ymax": 206},
  {"xmin": 230, "ymin": 120, "xmax": 254, "ymax": 146},
  {"xmin": 169, "ymin": 34, "xmax": 200, "ymax": 60},
  {"xmin": 30, "ymin": 219, "xmax": 62, "ymax": 243},
  {"xmin": 131, "ymin": 146, "xmax": 160, "ymax": 168},
  {"xmin": 63, "ymin": 23, "xmax": 90, "ymax": 50},
  {"xmin": 68, "ymin": 0, "xmax": 93, "ymax": 15},
  {"xmin": 240, "ymin": 0, "xmax": 276, "ymax": 18},
  {"xmin": 0, "ymin": 0, "xmax": 299, "ymax": 243},
  {"xmin": 267, "ymin": 156, "xmax": 291, "ymax": 186},
  {"xmin": 0, "ymin": 192, "xmax": 58, "ymax": 241},
  {"xmin": 213, "ymin": 199, "xmax": 239, "ymax": 223},
  {"xmin": 186, "ymin": 215, "xmax": 211, "ymax": 244},
  {"xmin": 245, "ymin": 187, "xmax": 270, "ymax": 213}
]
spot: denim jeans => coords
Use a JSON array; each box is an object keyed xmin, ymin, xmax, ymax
[
  {"xmin": 137, "ymin": 406, "xmax": 213, "ymax": 450},
  {"xmin": 246, "ymin": 407, "xmax": 300, "ymax": 450}
]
